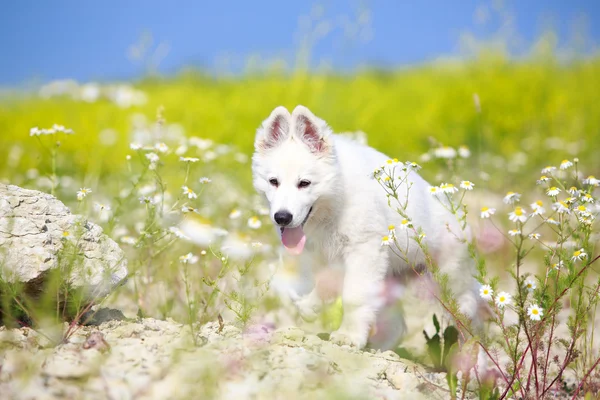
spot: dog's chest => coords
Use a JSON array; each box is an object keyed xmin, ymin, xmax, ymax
[{"xmin": 304, "ymin": 227, "xmax": 349, "ymax": 264}]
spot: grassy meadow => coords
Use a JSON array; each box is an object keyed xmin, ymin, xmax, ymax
[{"xmin": 1, "ymin": 51, "xmax": 600, "ymax": 398}]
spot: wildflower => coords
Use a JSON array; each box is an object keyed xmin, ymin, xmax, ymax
[
  {"xmin": 418, "ymin": 233, "xmax": 426, "ymax": 240},
  {"xmin": 528, "ymin": 233, "xmax": 541, "ymax": 240},
  {"xmin": 546, "ymin": 187, "xmax": 561, "ymax": 196},
  {"xmin": 559, "ymin": 159, "xmax": 573, "ymax": 170},
  {"xmin": 200, "ymin": 250, "xmax": 207, "ymax": 256},
  {"xmin": 583, "ymin": 176, "xmax": 600, "ymax": 186},
  {"xmin": 541, "ymin": 166, "xmax": 556, "ymax": 174},
  {"xmin": 139, "ymin": 196, "xmax": 154, "ymax": 205},
  {"xmin": 169, "ymin": 226, "xmax": 189, "ymax": 240},
  {"xmin": 460, "ymin": 181, "xmax": 475, "ymax": 190},
  {"xmin": 458, "ymin": 146, "xmax": 471, "ymax": 158},
  {"xmin": 94, "ymin": 202, "xmax": 111, "ymax": 212},
  {"xmin": 199, "ymin": 177, "xmax": 212, "ymax": 184},
  {"xmin": 440, "ymin": 183, "xmax": 458, "ymax": 194},
  {"xmin": 145, "ymin": 152, "xmax": 159, "ymax": 163},
  {"xmin": 248, "ymin": 216, "xmax": 262, "ymax": 229},
  {"xmin": 567, "ymin": 187, "xmax": 579, "ymax": 196},
  {"xmin": 503, "ymin": 192, "xmax": 521, "ymax": 204},
  {"xmin": 120, "ymin": 236, "xmax": 136, "ymax": 245},
  {"xmin": 509, "ymin": 207, "xmax": 528, "ymax": 223},
  {"xmin": 576, "ymin": 205, "xmax": 591, "ymax": 217},
  {"xmin": 77, "ymin": 187, "xmax": 92, "ymax": 201},
  {"xmin": 388, "ymin": 224, "xmax": 396, "ymax": 238},
  {"xmin": 479, "ymin": 285, "xmax": 493, "ymax": 300},
  {"xmin": 154, "ymin": 142, "xmax": 169, "ymax": 153},
  {"xmin": 29, "ymin": 127, "xmax": 41, "ymax": 136},
  {"xmin": 182, "ymin": 186, "xmax": 197, "ymax": 199},
  {"xmin": 571, "ymin": 248, "xmax": 587, "ymax": 262},
  {"xmin": 546, "ymin": 217, "xmax": 559, "ymax": 225},
  {"xmin": 251, "ymin": 242, "xmax": 263, "ymax": 248},
  {"xmin": 181, "ymin": 206, "xmax": 197, "ymax": 213},
  {"xmin": 383, "ymin": 176, "xmax": 391, "ymax": 182},
  {"xmin": 579, "ymin": 215, "xmax": 595, "ymax": 226},
  {"xmin": 480, "ymin": 207, "xmax": 496, "ymax": 219},
  {"xmin": 553, "ymin": 201, "xmax": 570, "ymax": 214},
  {"xmin": 381, "ymin": 235, "xmax": 392, "ymax": 246},
  {"xmin": 130, "ymin": 142, "xmax": 143, "ymax": 150},
  {"xmin": 126, "ymin": 155, "xmax": 131, "ymax": 161},
  {"xmin": 399, "ymin": 219, "xmax": 413, "ymax": 229},
  {"xmin": 61, "ymin": 231, "xmax": 72, "ymax": 240},
  {"xmin": 406, "ymin": 161, "xmax": 421, "ymax": 170},
  {"xmin": 434, "ymin": 146, "xmax": 457, "ymax": 159},
  {"xmin": 525, "ymin": 279, "xmax": 536, "ymax": 292},
  {"xmin": 179, "ymin": 252, "xmax": 199, "ymax": 264},
  {"xmin": 536, "ymin": 176, "xmax": 550, "ymax": 185},
  {"xmin": 179, "ymin": 157, "xmax": 199, "ymax": 163},
  {"xmin": 580, "ymin": 193, "xmax": 594, "ymax": 203},
  {"xmin": 508, "ymin": 229, "xmax": 521, "ymax": 236},
  {"xmin": 229, "ymin": 209, "xmax": 242, "ymax": 219},
  {"xmin": 495, "ymin": 292, "xmax": 511, "ymax": 308},
  {"xmin": 552, "ymin": 261, "xmax": 563, "ymax": 270},
  {"xmin": 530, "ymin": 200, "xmax": 546, "ymax": 215},
  {"xmin": 385, "ymin": 158, "xmax": 399, "ymax": 167},
  {"xmin": 527, "ymin": 304, "xmax": 543, "ymax": 321},
  {"xmin": 429, "ymin": 186, "xmax": 441, "ymax": 196},
  {"xmin": 564, "ymin": 197, "xmax": 577, "ymax": 205}
]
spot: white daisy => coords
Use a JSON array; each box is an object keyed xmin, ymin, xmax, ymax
[
  {"xmin": 583, "ymin": 176, "xmax": 600, "ymax": 186},
  {"xmin": 179, "ymin": 252, "xmax": 199, "ymax": 264},
  {"xmin": 381, "ymin": 235, "xmax": 392, "ymax": 246},
  {"xmin": 552, "ymin": 261, "xmax": 564, "ymax": 270},
  {"xmin": 181, "ymin": 206, "xmax": 198, "ymax": 213},
  {"xmin": 388, "ymin": 224, "xmax": 396, "ymax": 238},
  {"xmin": 229, "ymin": 209, "xmax": 242, "ymax": 219},
  {"xmin": 248, "ymin": 216, "xmax": 262, "ymax": 229},
  {"xmin": 503, "ymin": 192, "xmax": 521, "ymax": 204},
  {"xmin": 546, "ymin": 217, "xmax": 559, "ymax": 225},
  {"xmin": 458, "ymin": 146, "xmax": 471, "ymax": 158},
  {"xmin": 528, "ymin": 233, "xmax": 541, "ymax": 240},
  {"xmin": 567, "ymin": 187, "xmax": 579, "ymax": 196},
  {"xmin": 179, "ymin": 157, "xmax": 200, "ymax": 163},
  {"xmin": 94, "ymin": 202, "xmax": 111, "ymax": 212},
  {"xmin": 145, "ymin": 152, "xmax": 159, "ymax": 163},
  {"xmin": 508, "ymin": 229, "xmax": 521, "ymax": 237},
  {"xmin": 479, "ymin": 284, "xmax": 493, "ymax": 300},
  {"xmin": 546, "ymin": 187, "xmax": 561, "ymax": 196},
  {"xmin": 559, "ymin": 159, "xmax": 573, "ymax": 170},
  {"xmin": 509, "ymin": 207, "xmax": 528, "ymax": 223},
  {"xmin": 571, "ymin": 248, "xmax": 587, "ymax": 262},
  {"xmin": 580, "ymin": 193, "xmax": 594, "ymax": 203},
  {"xmin": 541, "ymin": 166, "xmax": 556, "ymax": 174},
  {"xmin": 433, "ymin": 146, "xmax": 457, "ymax": 159},
  {"xmin": 399, "ymin": 219, "xmax": 413, "ymax": 229},
  {"xmin": 536, "ymin": 176, "xmax": 550, "ymax": 185},
  {"xmin": 525, "ymin": 279, "xmax": 536, "ymax": 292},
  {"xmin": 77, "ymin": 187, "xmax": 92, "ymax": 201},
  {"xmin": 429, "ymin": 186, "xmax": 441, "ymax": 196},
  {"xmin": 480, "ymin": 207, "xmax": 496, "ymax": 219},
  {"xmin": 129, "ymin": 142, "xmax": 143, "ymax": 150},
  {"xmin": 460, "ymin": 181, "xmax": 475, "ymax": 190},
  {"xmin": 553, "ymin": 201, "xmax": 570, "ymax": 214},
  {"xmin": 527, "ymin": 304, "xmax": 543, "ymax": 321},
  {"xmin": 495, "ymin": 292, "xmax": 512, "ymax": 308},
  {"xmin": 182, "ymin": 186, "xmax": 197, "ymax": 199},
  {"xmin": 530, "ymin": 200, "xmax": 546, "ymax": 215},
  {"xmin": 440, "ymin": 183, "xmax": 458, "ymax": 194},
  {"xmin": 199, "ymin": 177, "xmax": 212, "ymax": 184},
  {"xmin": 154, "ymin": 142, "xmax": 169, "ymax": 153}
]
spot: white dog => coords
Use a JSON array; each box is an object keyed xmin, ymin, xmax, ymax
[{"xmin": 252, "ymin": 105, "xmax": 481, "ymax": 349}]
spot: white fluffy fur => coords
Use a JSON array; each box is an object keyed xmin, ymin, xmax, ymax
[{"xmin": 252, "ymin": 105, "xmax": 481, "ymax": 349}]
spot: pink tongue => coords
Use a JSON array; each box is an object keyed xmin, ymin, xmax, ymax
[{"xmin": 281, "ymin": 226, "xmax": 306, "ymax": 255}]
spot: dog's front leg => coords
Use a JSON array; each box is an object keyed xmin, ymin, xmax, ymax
[{"xmin": 330, "ymin": 240, "xmax": 388, "ymax": 348}]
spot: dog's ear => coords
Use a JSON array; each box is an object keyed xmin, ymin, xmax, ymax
[
  {"xmin": 255, "ymin": 106, "xmax": 291, "ymax": 151},
  {"xmin": 292, "ymin": 105, "xmax": 330, "ymax": 154}
]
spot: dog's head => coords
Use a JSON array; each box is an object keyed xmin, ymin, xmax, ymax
[{"xmin": 252, "ymin": 105, "xmax": 338, "ymax": 254}]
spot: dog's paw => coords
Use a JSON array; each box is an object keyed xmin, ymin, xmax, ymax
[
  {"xmin": 294, "ymin": 297, "xmax": 320, "ymax": 322},
  {"xmin": 329, "ymin": 329, "xmax": 367, "ymax": 349}
]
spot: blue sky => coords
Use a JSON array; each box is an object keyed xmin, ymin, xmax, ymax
[{"xmin": 1, "ymin": 0, "xmax": 598, "ymax": 85}]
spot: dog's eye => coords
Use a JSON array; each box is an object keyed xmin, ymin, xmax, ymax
[
  {"xmin": 269, "ymin": 178, "xmax": 279, "ymax": 187},
  {"xmin": 298, "ymin": 180, "xmax": 311, "ymax": 189}
]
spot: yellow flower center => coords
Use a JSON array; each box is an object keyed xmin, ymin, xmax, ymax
[
  {"xmin": 499, "ymin": 296, "xmax": 505, "ymax": 302},
  {"xmin": 532, "ymin": 309, "xmax": 539, "ymax": 315},
  {"xmin": 574, "ymin": 251, "xmax": 581, "ymax": 257},
  {"xmin": 401, "ymin": 219, "xmax": 409, "ymax": 225},
  {"xmin": 481, "ymin": 207, "xmax": 489, "ymax": 212},
  {"xmin": 388, "ymin": 225, "xmax": 395, "ymax": 230},
  {"xmin": 382, "ymin": 236, "xmax": 389, "ymax": 241},
  {"xmin": 514, "ymin": 207, "xmax": 523, "ymax": 216}
]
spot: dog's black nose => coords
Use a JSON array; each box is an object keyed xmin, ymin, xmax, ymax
[{"xmin": 274, "ymin": 210, "xmax": 293, "ymax": 226}]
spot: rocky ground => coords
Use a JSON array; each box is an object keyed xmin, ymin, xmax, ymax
[{"xmin": 0, "ymin": 314, "xmax": 457, "ymax": 400}]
